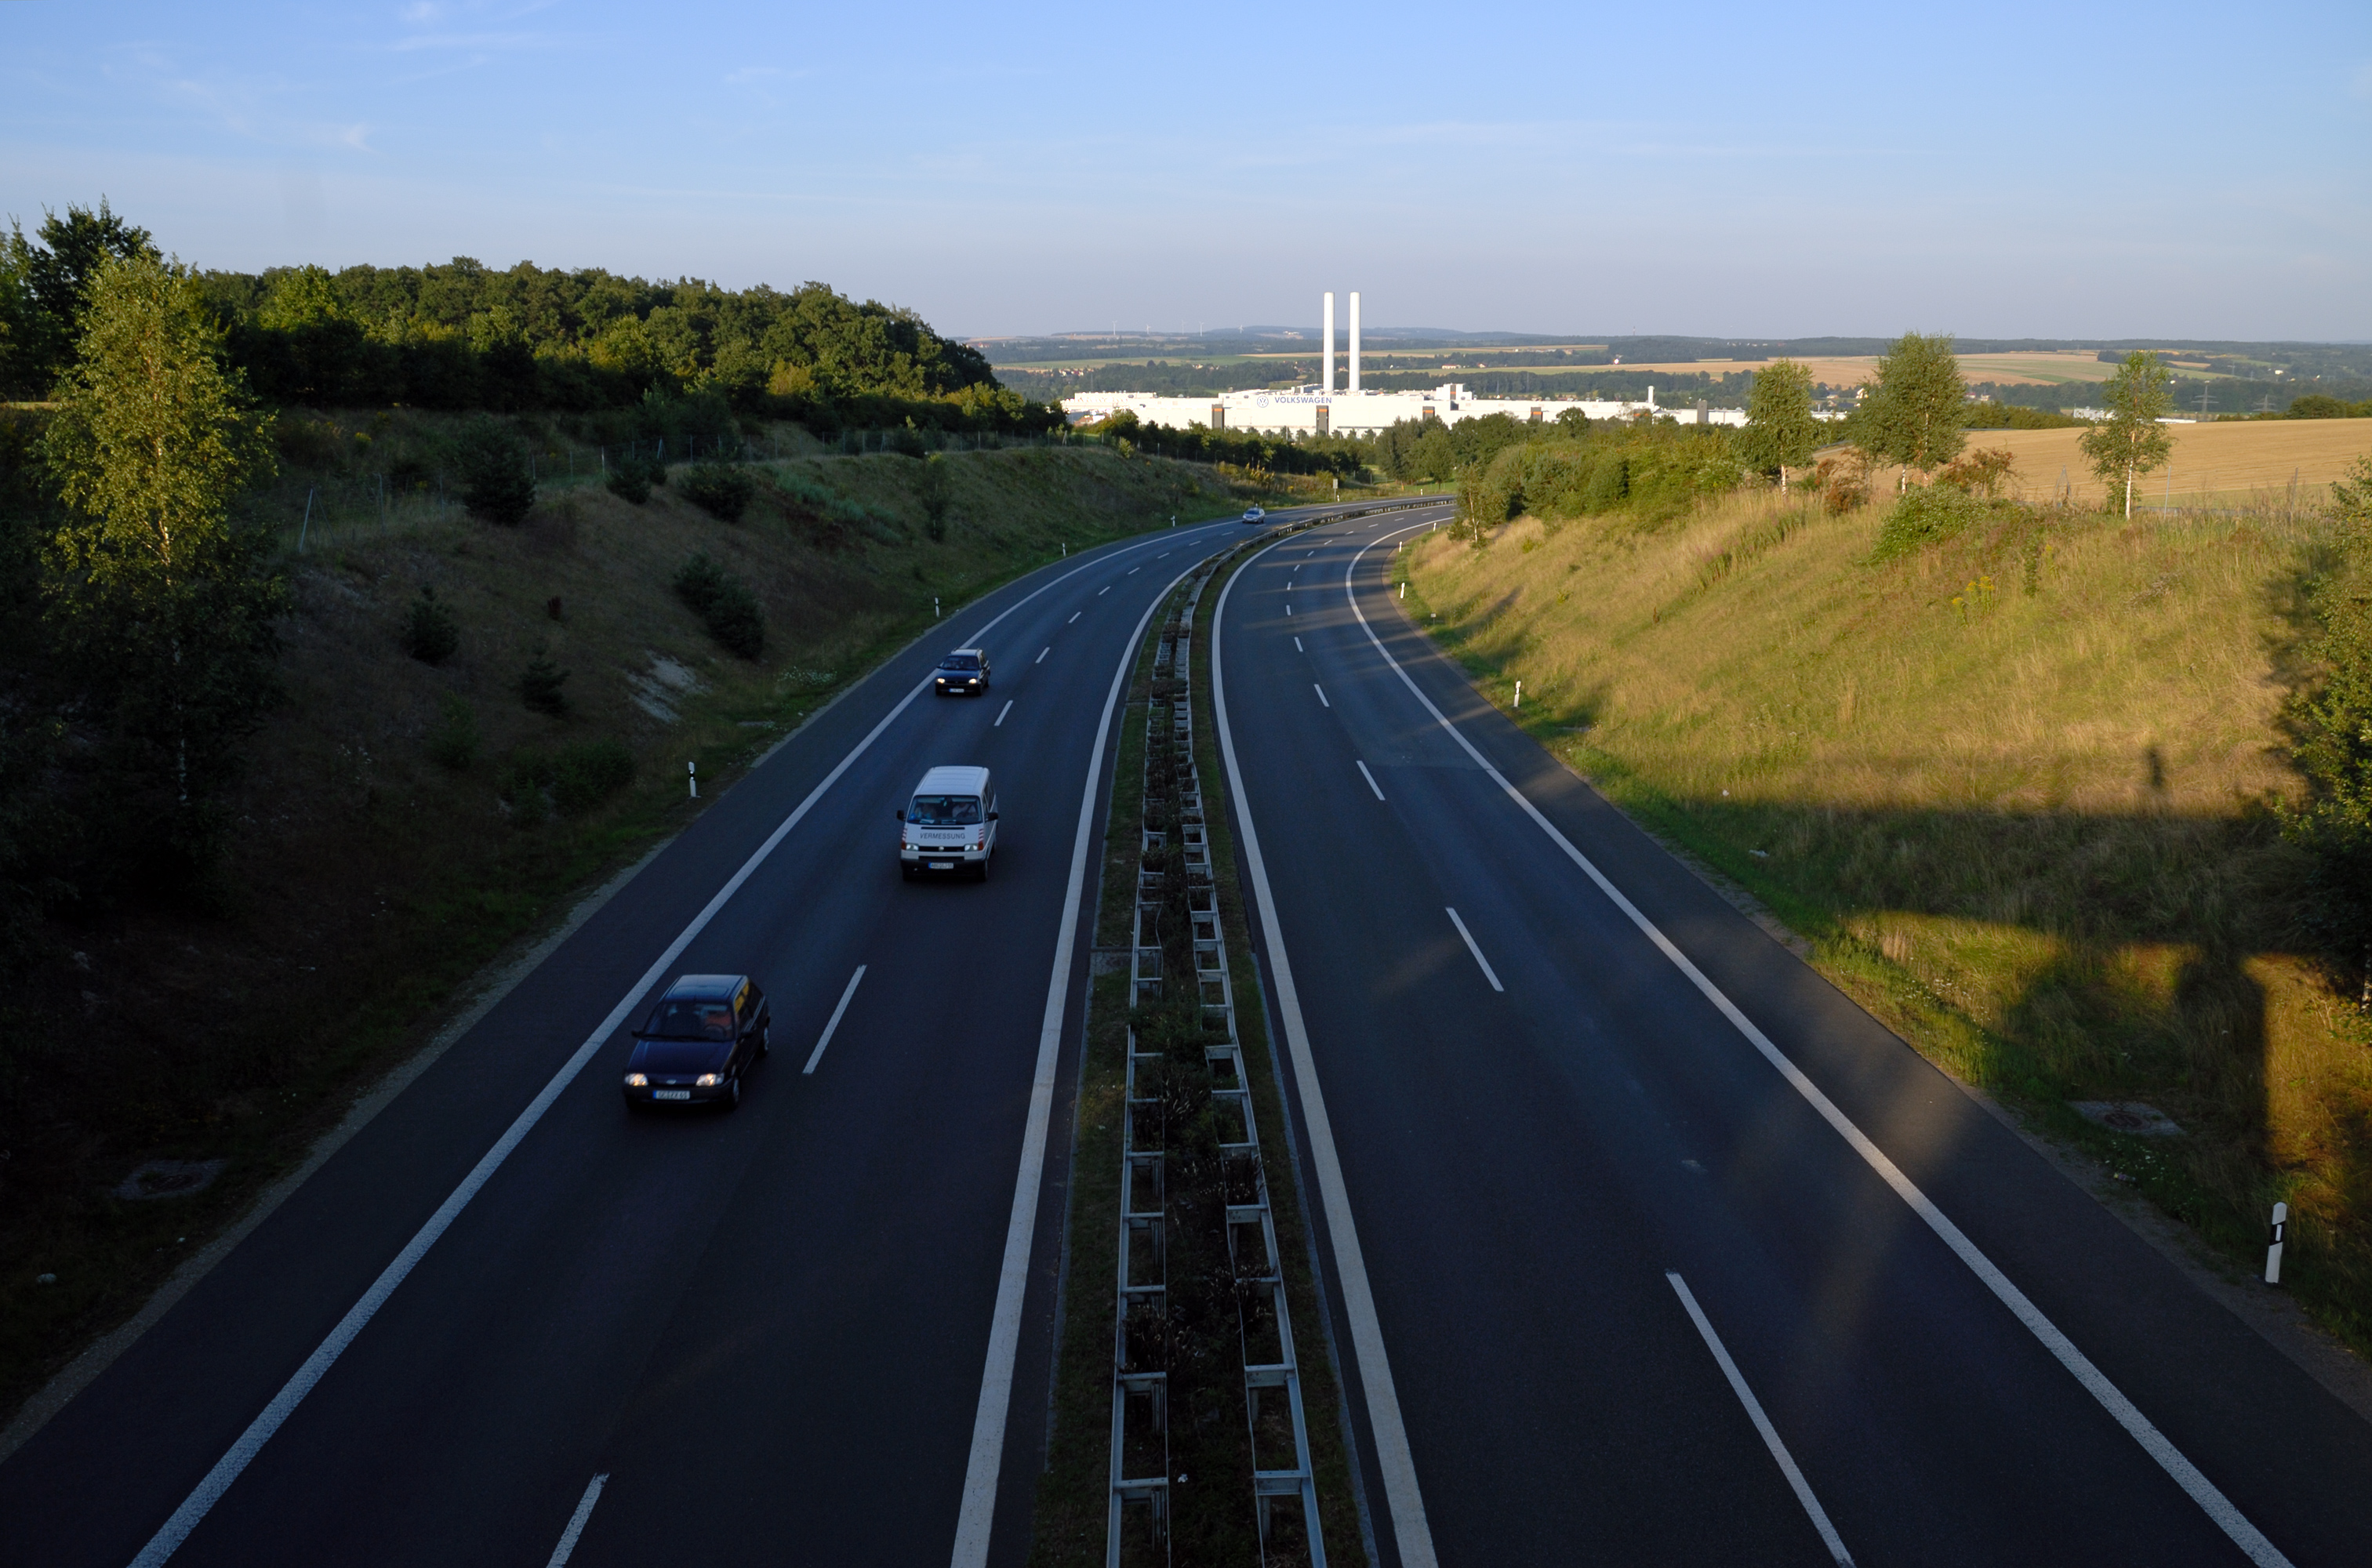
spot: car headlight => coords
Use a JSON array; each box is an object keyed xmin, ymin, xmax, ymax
[
  {"xmin": 696, "ymin": 1073, "xmax": 722, "ymax": 1087},
  {"xmin": 623, "ymin": 1073, "xmax": 648, "ymax": 1087}
]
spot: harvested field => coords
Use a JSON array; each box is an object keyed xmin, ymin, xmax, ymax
[
  {"xmin": 1518, "ymin": 351, "xmax": 2126, "ymax": 387},
  {"xmin": 1830, "ymin": 418, "xmax": 2372, "ymax": 508}
]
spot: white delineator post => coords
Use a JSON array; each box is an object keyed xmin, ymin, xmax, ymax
[
  {"xmin": 1349, "ymin": 291, "xmax": 1361, "ymax": 394},
  {"xmin": 2265, "ymin": 1202, "xmax": 2287, "ymax": 1284},
  {"xmin": 688, "ymin": 759, "xmax": 698, "ymax": 799},
  {"xmin": 1323, "ymin": 291, "xmax": 1336, "ymax": 394}
]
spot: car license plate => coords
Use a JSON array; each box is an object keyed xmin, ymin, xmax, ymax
[
  {"xmin": 928, "ymin": 860, "xmax": 954, "ymax": 870},
  {"xmin": 654, "ymin": 1089, "xmax": 691, "ymax": 1101}
]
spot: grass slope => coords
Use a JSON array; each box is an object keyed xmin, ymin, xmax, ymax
[
  {"xmin": 1401, "ymin": 489, "xmax": 2372, "ymax": 1352},
  {"xmin": 0, "ymin": 432, "xmax": 1246, "ymax": 1429}
]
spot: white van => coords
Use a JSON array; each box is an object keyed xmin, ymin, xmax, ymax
[{"xmin": 898, "ymin": 764, "xmax": 998, "ymax": 880}]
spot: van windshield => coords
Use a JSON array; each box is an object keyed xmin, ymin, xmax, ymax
[{"xmin": 909, "ymin": 794, "xmax": 982, "ymax": 826}]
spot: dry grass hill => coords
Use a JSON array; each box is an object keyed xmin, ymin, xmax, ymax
[{"xmin": 1401, "ymin": 482, "xmax": 2372, "ymax": 1352}]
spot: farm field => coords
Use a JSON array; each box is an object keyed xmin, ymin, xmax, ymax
[
  {"xmin": 1463, "ymin": 350, "xmax": 2127, "ymax": 386},
  {"xmin": 1880, "ymin": 417, "xmax": 2372, "ymax": 507}
]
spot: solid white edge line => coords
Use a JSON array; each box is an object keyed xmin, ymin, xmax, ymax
[
  {"xmin": 1313, "ymin": 682, "xmax": 1329, "ymax": 708},
  {"xmin": 994, "ymin": 699, "xmax": 1013, "ymax": 728},
  {"xmin": 1341, "ymin": 525, "xmax": 2297, "ymax": 1568},
  {"xmin": 1214, "ymin": 528, "xmax": 1441, "ymax": 1568},
  {"xmin": 803, "ymin": 965, "xmax": 868, "ymax": 1075},
  {"xmin": 1355, "ymin": 760, "xmax": 1384, "ymax": 800},
  {"xmin": 543, "ymin": 1472, "xmax": 608, "ymax": 1568},
  {"xmin": 1665, "ymin": 1274, "xmax": 1854, "ymax": 1566},
  {"xmin": 949, "ymin": 550, "xmax": 1218, "ymax": 1566},
  {"xmin": 125, "ymin": 526, "xmax": 1222, "ymax": 1568},
  {"xmin": 1443, "ymin": 907, "xmax": 1504, "ymax": 993}
]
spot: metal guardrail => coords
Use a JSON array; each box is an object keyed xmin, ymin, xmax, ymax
[{"xmin": 1110, "ymin": 560, "xmax": 1331, "ymax": 1566}]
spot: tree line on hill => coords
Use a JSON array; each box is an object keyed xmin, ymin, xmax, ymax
[
  {"xmin": 1, "ymin": 201, "xmax": 1053, "ymax": 437},
  {"xmin": 0, "ymin": 203, "xmax": 1075, "ymax": 970}
]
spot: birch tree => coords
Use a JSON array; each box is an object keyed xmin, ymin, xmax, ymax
[{"xmin": 2078, "ymin": 351, "xmax": 2175, "ymax": 517}]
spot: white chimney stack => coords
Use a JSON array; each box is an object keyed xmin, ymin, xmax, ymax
[
  {"xmin": 1349, "ymin": 291, "xmax": 1361, "ymax": 394},
  {"xmin": 1322, "ymin": 291, "xmax": 1335, "ymax": 394}
]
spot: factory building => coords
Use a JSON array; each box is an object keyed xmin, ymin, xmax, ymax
[{"xmin": 1062, "ymin": 290, "xmax": 1749, "ymax": 434}]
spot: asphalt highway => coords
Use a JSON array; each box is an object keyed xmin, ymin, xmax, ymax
[
  {"xmin": 1212, "ymin": 511, "xmax": 2372, "ymax": 1566},
  {"xmin": 0, "ymin": 500, "xmax": 1412, "ymax": 1568}
]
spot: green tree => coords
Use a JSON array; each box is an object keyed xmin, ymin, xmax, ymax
[
  {"xmin": 456, "ymin": 417, "xmax": 537, "ymax": 525},
  {"xmin": 2078, "ymin": 351, "xmax": 2175, "ymax": 517},
  {"xmin": 1860, "ymin": 332, "xmax": 1967, "ymax": 475},
  {"xmin": 2, "ymin": 200, "xmax": 158, "ymax": 395},
  {"xmin": 255, "ymin": 263, "xmax": 372, "ymax": 405},
  {"xmin": 40, "ymin": 252, "xmax": 284, "ymax": 877},
  {"xmin": 1736, "ymin": 358, "xmax": 1821, "ymax": 477},
  {"xmin": 1408, "ymin": 423, "xmax": 1456, "ymax": 481}
]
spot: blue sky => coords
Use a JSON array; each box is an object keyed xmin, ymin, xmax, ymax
[{"xmin": 5, "ymin": 2, "xmax": 2368, "ymax": 340}]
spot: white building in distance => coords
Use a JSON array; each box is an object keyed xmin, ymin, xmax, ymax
[{"xmin": 1060, "ymin": 289, "xmax": 1748, "ymax": 435}]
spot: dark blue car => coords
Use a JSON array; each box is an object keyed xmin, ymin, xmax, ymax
[{"xmin": 622, "ymin": 974, "xmax": 770, "ymax": 1111}]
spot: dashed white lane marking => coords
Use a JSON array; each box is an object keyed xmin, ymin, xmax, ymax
[
  {"xmin": 1337, "ymin": 520, "xmax": 2298, "ymax": 1568},
  {"xmin": 1313, "ymin": 683, "xmax": 1329, "ymax": 708},
  {"xmin": 1294, "ymin": 637, "xmax": 1303, "ymax": 652},
  {"xmin": 1668, "ymin": 1274, "xmax": 1854, "ymax": 1565},
  {"xmin": 1211, "ymin": 535, "xmax": 1438, "ymax": 1568},
  {"xmin": 1099, "ymin": 586, "xmax": 1111, "ymax": 595},
  {"xmin": 123, "ymin": 530, "xmax": 1189, "ymax": 1568},
  {"xmin": 951, "ymin": 550, "xmax": 1221, "ymax": 1565},
  {"xmin": 1128, "ymin": 567, "xmax": 1142, "ymax": 575},
  {"xmin": 1444, "ymin": 907, "xmax": 1503, "ymax": 993},
  {"xmin": 804, "ymin": 965, "xmax": 868, "ymax": 1074},
  {"xmin": 1068, "ymin": 612, "xmax": 1081, "ymax": 623},
  {"xmin": 1356, "ymin": 760, "xmax": 1385, "ymax": 800},
  {"xmin": 1286, "ymin": 604, "xmax": 1292, "ymax": 615},
  {"xmin": 543, "ymin": 1473, "xmax": 608, "ymax": 1568},
  {"xmin": 1036, "ymin": 646, "xmax": 1050, "ymax": 663},
  {"xmin": 994, "ymin": 700, "xmax": 1013, "ymax": 727}
]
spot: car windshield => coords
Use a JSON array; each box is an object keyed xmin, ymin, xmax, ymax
[
  {"xmin": 648, "ymin": 997, "xmax": 736, "ymax": 1039},
  {"xmin": 909, "ymin": 793, "xmax": 982, "ymax": 825},
  {"xmin": 940, "ymin": 655, "xmax": 980, "ymax": 671}
]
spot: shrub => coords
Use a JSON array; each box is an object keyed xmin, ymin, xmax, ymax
[
  {"xmin": 673, "ymin": 551, "xmax": 765, "ymax": 659},
  {"xmin": 1869, "ymin": 484, "xmax": 1987, "ymax": 561},
  {"xmin": 499, "ymin": 738, "xmax": 634, "ymax": 826},
  {"xmin": 499, "ymin": 757, "xmax": 549, "ymax": 827},
  {"xmin": 1584, "ymin": 452, "xmax": 1629, "ymax": 511},
  {"xmin": 519, "ymin": 650, "xmax": 570, "ymax": 715},
  {"xmin": 678, "ymin": 461, "xmax": 756, "ymax": 521},
  {"xmin": 1938, "ymin": 446, "xmax": 2017, "ymax": 498},
  {"xmin": 2287, "ymin": 394, "xmax": 2353, "ymax": 420},
  {"xmin": 549, "ymin": 738, "xmax": 634, "ymax": 815},
  {"xmin": 605, "ymin": 461, "xmax": 652, "ymax": 505},
  {"xmin": 917, "ymin": 453, "xmax": 951, "ymax": 540},
  {"xmin": 456, "ymin": 419, "xmax": 536, "ymax": 526},
  {"xmin": 426, "ymin": 694, "xmax": 477, "ymax": 771},
  {"xmin": 1815, "ymin": 454, "xmax": 1869, "ymax": 514},
  {"xmin": 400, "ymin": 586, "xmax": 458, "ymax": 663}
]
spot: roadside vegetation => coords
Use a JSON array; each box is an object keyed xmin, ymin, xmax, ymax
[
  {"xmin": 1034, "ymin": 546, "xmax": 1366, "ymax": 1568},
  {"xmin": 1397, "ymin": 430, "xmax": 2372, "ymax": 1353},
  {"xmin": 0, "ymin": 201, "xmax": 1297, "ymax": 1428}
]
